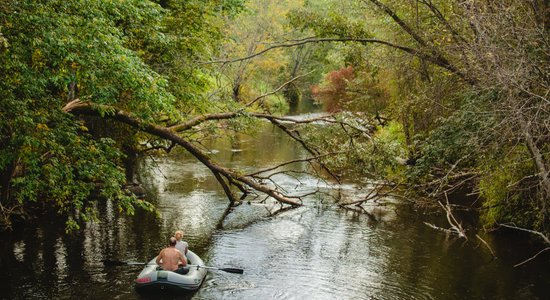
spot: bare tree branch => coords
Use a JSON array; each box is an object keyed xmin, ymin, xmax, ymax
[
  {"xmin": 169, "ymin": 112, "xmax": 238, "ymax": 132},
  {"xmin": 213, "ymin": 171, "xmax": 239, "ymax": 205},
  {"xmin": 514, "ymin": 247, "xmax": 550, "ymax": 267},
  {"xmin": 63, "ymin": 100, "xmax": 302, "ymax": 206},
  {"xmin": 264, "ymin": 116, "xmax": 341, "ymax": 183},
  {"xmin": 246, "ymin": 153, "xmax": 338, "ymax": 176},
  {"xmin": 245, "ymin": 70, "xmax": 315, "ymax": 107},
  {"xmin": 417, "ymin": 0, "xmax": 469, "ymax": 45},
  {"xmin": 339, "ymin": 181, "xmax": 399, "ymax": 206},
  {"xmin": 425, "ymin": 192, "xmax": 467, "ymax": 238},
  {"xmin": 365, "ymin": 0, "xmax": 430, "ymax": 48},
  {"xmin": 476, "ymin": 234, "xmax": 497, "ymax": 259},
  {"xmin": 498, "ymin": 223, "xmax": 550, "ymax": 244},
  {"xmin": 364, "ymin": 0, "xmax": 476, "ymax": 84},
  {"xmin": 169, "ymin": 110, "xmax": 373, "ymax": 140},
  {"xmin": 208, "ymin": 37, "xmax": 473, "ymax": 83},
  {"xmin": 440, "ymin": 193, "xmax": 467, "ymax": 239}
]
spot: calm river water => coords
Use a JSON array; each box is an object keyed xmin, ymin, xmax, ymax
[{"xmin": 1, "ymin": 114, "xmax": 549, "ymax": 299}]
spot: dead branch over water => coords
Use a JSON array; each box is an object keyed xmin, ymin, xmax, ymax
[{"xmin": 64, "ymin": 99, "xmax": 303, "ymax": 207}]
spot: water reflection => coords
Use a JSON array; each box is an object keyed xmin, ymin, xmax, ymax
[{"xmin": 0, "ymin": 120, "xmax": 549, "ymax": 299}]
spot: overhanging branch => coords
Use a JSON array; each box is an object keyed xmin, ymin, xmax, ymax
[
  {"xmin": 63, "ymin": 100, "xmax": 302, "ymax": 207},
  {"xmin": 208, "ymin": 37, "xmax": 473, "ymax": 84}
]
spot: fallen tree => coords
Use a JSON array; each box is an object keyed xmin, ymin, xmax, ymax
[
  {"xmin": 63, "ymin": 99, "xmax": 377, "ymax": 211},
  {"xmin": 63, "ymin": 99, "xmax": 303, "ymax": 207}
]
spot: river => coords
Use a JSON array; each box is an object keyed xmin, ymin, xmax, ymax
[{"xmin": 0, "ymin": 113, "xmax": 549, "ymax": 299}]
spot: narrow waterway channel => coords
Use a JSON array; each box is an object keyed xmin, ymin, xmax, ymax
[{"xmin": 0, "ymin": 114, "xmax": 549, "ymax": 299}]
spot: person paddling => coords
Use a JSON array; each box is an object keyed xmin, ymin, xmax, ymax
[{"xmin": 156, "ymin": 237, "xmax": 188, "ymax": 274}]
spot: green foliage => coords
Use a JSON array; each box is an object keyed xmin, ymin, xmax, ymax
[
  {"xmin": 2, "ymin": 0, "xmax": 174, "ymax": 117},
  {"xmin": 263, "ymin": 94, "xmax": 290, "ymax": 115},
  {"xmin": 406, "ymin": 95, "xmax": 495, "ymax": 182},
  {"xmin": 0, "ymin": 0, "xmax": 175, "ymax": 231},
  {"xmin": 0, "ymin": 0, "xmax": 247, "ymax": 232},
  {"xmin": 302, "ymin": 116, "xmax": 406, "ymax": 180},
  {"xmin": 152, "ymin": 0, "xmax": 230, "ymax": 115},
  {"xmin": 288, "ymin": 1, "xmax": 371, "ymax": 38},
  {"xmin": 291, "ymin": 0, "xmax": 550, "ymax": 233},
  {"xmin": 375, "ymin": 121, "xmax": 408, "ymax": 179},
  {"xmin": 217, "ymin": 0, "xmax": 247, "ymax": 17},
  {"xmin": 478, "ymin": 147, "xmax": 541, "ymax": 230}
]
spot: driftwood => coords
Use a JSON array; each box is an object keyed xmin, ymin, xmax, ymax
[{"xmin": 424, "ymin": 192, "xmax": 467, "ymax": 239}]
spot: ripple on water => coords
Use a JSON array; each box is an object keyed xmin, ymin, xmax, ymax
[{"xmin": 198, "ymin": 206, "xmax": 438, "ymax": 300}]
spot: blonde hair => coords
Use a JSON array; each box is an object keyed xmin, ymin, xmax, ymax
[{"xmin": 175, "ymin": 230, "xmax": 184, "ymax": 238}]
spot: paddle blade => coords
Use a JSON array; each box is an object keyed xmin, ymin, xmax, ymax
[
  {"xmin": 219, "ymin": 267, "xmax": 244, "ymax": 274},
  {"xmin": 126, "ymin": 261, "xmax": 148, "ymax": 266},
  {"xmin": 102, "ymin": 260, "xmax": 147, "ymax": 266},
  {"xmin": 102, "ymin": 260, "xmax": 127, "ymax": 266}
]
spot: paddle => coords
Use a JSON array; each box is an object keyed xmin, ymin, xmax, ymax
[
  {"xmin": 188, "ymin": 264, "xmax": 244, "ymax": 274},
  {"xmin": 102, "ymin": 260, "xmax": 243, "ymax": 274},
  {"xmin": 102, "ymin": 260, "xmax": 148, "ymax": 266}
]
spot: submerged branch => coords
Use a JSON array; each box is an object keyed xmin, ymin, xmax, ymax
[
  {"xmin": 475, "ymin": 234, "xmax": 497, "ymax": 260},
  {"xmin": 498, "ymin": 223, "xmax": 550, "ymax": 245},
  {"xmin": 513, "ymin": 247, "xmax": 550, "ymax": 267},
  {"xmin": 338, "ymin": 182, "xmax": 397, "ymax": 207},
  {"xmin": 424, "ymin": 192, "xmax": 467, "ymax": 239},
  {"xmin": 439, "ymin": 193, "xmax": 467, "ymax": 239}
]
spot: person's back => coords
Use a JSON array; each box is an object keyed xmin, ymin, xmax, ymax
[{"xmin": 156, "ymin": 237, "xmax": 187, "ymax": 274}]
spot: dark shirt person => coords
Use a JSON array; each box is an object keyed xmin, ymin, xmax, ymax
[{"xmin": 156, "ymin": 237, "xmax": 188, "ymax": 274}]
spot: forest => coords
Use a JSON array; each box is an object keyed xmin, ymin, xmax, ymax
[{"xmin": 0, "ymin": 0, "xmax": 548, "ymax": 251}]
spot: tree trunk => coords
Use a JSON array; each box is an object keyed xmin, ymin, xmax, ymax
[
  {"xmin": 0, "ymin": 159, "xmax": 16, "ymax": 206},
  {"xmin": 521, "ymin": 118, "xmax": 550, "ymax": 216}
]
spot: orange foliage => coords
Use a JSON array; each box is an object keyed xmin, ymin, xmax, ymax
[{"xmin": 312, "ymin": 66, "xmax": 354, "ymax": 112}]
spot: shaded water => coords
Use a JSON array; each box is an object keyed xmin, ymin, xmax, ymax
[{"xmin": 1, "ymin": 116, "xmax": 549, "ymax": 299}]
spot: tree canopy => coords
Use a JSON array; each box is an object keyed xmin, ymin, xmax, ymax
[
  {"xmin": 1, "ymin": 0, "xmax": 549, "ymax": 241},
  {"xmin": 0, "ymin": 0, "xmax": 240, "ymax": 230}
]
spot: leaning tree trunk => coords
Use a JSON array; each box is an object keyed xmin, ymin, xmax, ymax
[
  {"xmin": 63, "ymin": 100, "xmax": 302, "ymax": 207},
  {"xmin": 520, "ymin": 117, "xmax": 550, "ymax": 216}
]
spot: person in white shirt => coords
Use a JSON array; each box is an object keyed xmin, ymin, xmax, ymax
[{"xmin": 174, "ymin": 230, "xmax": 188, "ymax": 262}]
